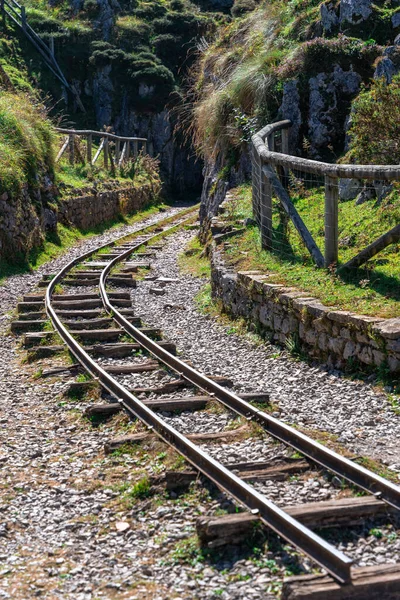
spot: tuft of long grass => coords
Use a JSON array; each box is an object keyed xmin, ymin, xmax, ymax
[{"xmin": 0, "ymin": 91, "xmax": 55, "ymax": 195}]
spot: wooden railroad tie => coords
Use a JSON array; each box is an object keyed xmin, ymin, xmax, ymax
[
  {"xmin": 104, "ymin": 425, "xmax": 250, "ymax": 453},
  {"xmin": 23, "ymin": 327, "xmax": 162, "ymax": 346},
  {"xmin": 26, "ymin": 341, "xmax": 178, "ymax": 361},
  {"xmin": 166, "ymin": 459, "xmax": 310, "ymax": 492},
  {"xmin": 281, "ymin": 563, "xmax": 400, "ymax": 599},
  {"xmin": 197, "ymin": 496, "xmax": 396, "ymax": 548}
]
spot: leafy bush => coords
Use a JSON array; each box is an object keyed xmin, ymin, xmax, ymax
[
  {"xmin": 133, "ymin": 2, "xmax": 167, "ymax": 20},
  {"xmin": 231, "ymin": 0, "xmax": 257, "ymax": 18},
  {"xmin": 0, "ymin": 92, "xmax": 55, "ymax": 195},
  {"xmin": 346, "ymin": 75, "xmax": 400, "ymax": 165}
]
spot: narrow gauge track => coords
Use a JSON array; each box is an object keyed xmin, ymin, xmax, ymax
[{"xmin": 32, "ymin": 206, "xmax": 399, "ymax": 588}]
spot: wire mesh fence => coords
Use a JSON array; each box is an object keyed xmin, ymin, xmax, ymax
[{"xmin": 251, "ymin": 121, "xmax": 400, "ymax": 287}]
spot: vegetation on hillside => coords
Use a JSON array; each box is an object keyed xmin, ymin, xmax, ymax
[
  {"xmin": 185, "ymin": 0, "xmax": 398, "ymax": 163},
  {"xmin": 345, "ymin": 74, "xmax": 400, "ymax": 165},
  {"xmin": 19, "ymin": 0, "xmax": 229, "ymax": 124},
  {"xmin": 0, "ymin": 91, "xmax": 54, "ymax": 194}
]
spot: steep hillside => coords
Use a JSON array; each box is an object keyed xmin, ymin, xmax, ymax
[
  {"xmin": 19, "ymin": 0, "xmax": 232, "ymax": 193},
  {"xmin": 186, "ymin": 0, "xmax": 400, "ymax": 216}
]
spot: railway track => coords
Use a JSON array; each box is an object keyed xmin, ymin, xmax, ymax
[{"xmin": 12, "ymin": 205, "xmax": 400, "ymax": 597}]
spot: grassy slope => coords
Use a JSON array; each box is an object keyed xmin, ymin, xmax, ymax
[{"xmin": 222, "ymin": 185, "xmax": 399, "ymax": 319}]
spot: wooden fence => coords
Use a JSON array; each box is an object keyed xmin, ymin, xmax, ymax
[
  {"xmin": 251, "ymin": 120, "xmax": 400, "ymax": 269},
  {"xmin": 55, "ymin": 128, "xmax": 148, "ymax": 170},
  {"xmin": 0, "ymin": 0, "xmax": 85, "ymax": 110}
]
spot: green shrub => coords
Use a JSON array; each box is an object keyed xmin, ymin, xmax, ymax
[
  {"xmin": 231, "ymin": 0, "xmax": 257, "ymax": 18},
  {"xmin": 346, "ymin": 75, "xmax": 400, "ymax": 165}
]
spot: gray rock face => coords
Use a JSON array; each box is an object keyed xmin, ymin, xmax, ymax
[
  {"xmin": 308, "ymin": 66, "xmax": 361, "ymax": 156},
  {"xmin": 92, "ymin": 65, "xmax": 114, "ymax": 128},
  {"xmin": 392, "ymin": 11, "xmax": 400, "ymax": 29},
  {"xmin": 116, "ymin": 109, "xmax": 202, "ymax": 194},
  {"xmin": 320, "ymin": 2, "xmax": 339, "ymax": 32},
  {"xmin": 374, "ymin": 47, "xmax": 400, "ymax": 83},
  {"xmin": 339, "ymin": 178, "xmax": 362, "ymax": 201},
  {"xmin": 279, "ymin": 79, "xmax": 302, "ymax": 153},
  {"xmin": 339, "ymin": 0, "xmax": 372, "ymax": 24}
]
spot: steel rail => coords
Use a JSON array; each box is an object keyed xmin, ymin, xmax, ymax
[
  {"xmin": 100, "ymin": 231, "xmax": 400, "ymax": 513},
  {"xmin": 45, "ymin": 212, "xmax": 355, "ymax": 584}
]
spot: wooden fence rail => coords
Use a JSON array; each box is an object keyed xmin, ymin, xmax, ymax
[
  {"xmin": 1, "ymin": 0, "xmax": 85, "ymax": 110},
  {"xmin": 55, "ymin": 128, "xmax": 148, "ymax": 170},
  {"xmin": 251, "ymin": 121, "xmax": 400, "ymax": 269}
]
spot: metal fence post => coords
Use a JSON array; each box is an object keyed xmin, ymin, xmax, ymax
[
  {"xmin": 260, "ymin": 165, "xmax": 273, "ymax": 251},
  {"xmin": 324, "ymin": 175, "xmax": 339, "ymax": 267}
]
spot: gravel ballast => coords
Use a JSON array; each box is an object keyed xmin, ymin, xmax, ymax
[{"xmin": 0, "ymin": 218, "xmax": 399, "ymax": 599}]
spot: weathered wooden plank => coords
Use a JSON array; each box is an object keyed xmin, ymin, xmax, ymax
[
  {"xmin": 11, "ymin": 320, "xmax": 48, "ymax": 333},
  {"xmin": 196, "ymin": 496, "xmax": 395, "ymax": 548},
  {"xmin": 85, "ymin": 396, "xmax": 210, "ymax": 418},
  {"xmin": 104, "ymin": 424, "xmax": 249, "ymax": 453},
  {"xmin": 63, "ymin": 317, "xmax": 141, "ymax": 330},
  {"xmin": 168, "ymin": 461, "xmax": 309, "ymax": 494},
  {"xmin": 263, "ymin": 165, "xmax": 325, "ymax": 268},
  {"xmin": 91, "ymin": 341, "xmax": 177, "ymax": 357},
  {"xmin": 325, "ymin": 176, "xmax": 339, "ymax": 267},
  {"xmin": 281, "ymin": 564, "xmax": 400, "ymax": 600},
  {"xmin": 341, "ymin": 224, "xmax": 400, "ymax": 270}
]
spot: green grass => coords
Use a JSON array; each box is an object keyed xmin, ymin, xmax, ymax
[
  {"xmin": 223, "ymin": 184, "xmax": 400, "ymax": 318},
  {"xmin": 178, "ymin": 236, "xmax": 211, "ymax": 278},
  {"xmin": 0, "ymin": 90, "xmax": 55, "ymax": 195}
]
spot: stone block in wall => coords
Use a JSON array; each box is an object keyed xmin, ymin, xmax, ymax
[
  {"xmin": 343, "ymin": 340, "xmax": 357, "ymax": 359},
  {"xmin": 358, "ymin": 345, "xmax": 374, "ymax": 365},
  {"xmin": 372, "ymin": 318, "xmax": 400, "ymax": 340},
  {"xmin": 279, "ymin": 290, "xmax": 308, "ymax": 307},
  {"xmin": 388, "ymin": 356, "xmax": 400, "ymax": 373},
  {"xmin": 328, "ymin": 336, "xmax": 345, "ymax": 355},
  {"xmin": 313, "ymin": 317, "xmax": 331, "ymax": 334},
  {"xmin": 372, "ymin": 350, "xmax": 385, "ymax": 367},
  {"xmin": 327, "ymin": 310, "xmax": 353, "ymax": 324}
]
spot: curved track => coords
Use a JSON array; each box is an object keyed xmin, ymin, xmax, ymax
[{"xmin": 44, "ymin": 206, "xmax": 400, "ymax": 586}]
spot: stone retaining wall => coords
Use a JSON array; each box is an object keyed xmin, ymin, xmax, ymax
[
  {"xmin": 58, "ymin": 184, "xmax": 153, "ymax": 230},
  {"xmin": 0, "ymin": 182, "xmax": 155, "ymax": 263},
  {"xmin": 211, "ymin": 242, "xmax": 400, "ymax": 374}
]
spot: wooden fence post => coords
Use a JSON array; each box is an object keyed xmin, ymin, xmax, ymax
[
  {"xmin": 68, "ymin": 135, "xmax": 74, "ymax": 165},
  {"xmin": 126, "ymin": 141, "xmax": 130, "ymax": 161},
  {"xmin": 86, "ymin": 134, "xmax": 92, "ymax": 164},
  {"xmin": 267, "ymin": 133, "xmax": 275, "ymax": 152},
  {"xmin": 21, "ymin": 5, "xmax": 26, "ymax": 31},
  {"xmin": 133, "ymin": 140, "xmax": 138, "ymax": 158},
  {"xmin": 324, "ymin": 175, "xmax": 339, "ymax": 268},
  {"xmin": 281, "ymin": 128, "xmax": 290, "ymax": 189},
  {"xmin": 103, "ymin": 137, "xmax": 109, "ymax": 170},
  {"xmin": 1, "ymin": 0, "xmax": 6, "ymax": 30},
  {"xmin": 260, "ymin": 165, "xmax": 273, "ymax": 251},
  {"xmin": 115, "ymin": 139, "xmax": 120, "ymax": 165}
]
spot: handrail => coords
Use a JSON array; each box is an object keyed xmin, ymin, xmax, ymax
[
  {"xmin": 55, "ymin": 128, "xmax": 147, "ymax": 143},
  {"xmin": 252, "ymin": 120, "xmax": 400, "ymax": 181}
]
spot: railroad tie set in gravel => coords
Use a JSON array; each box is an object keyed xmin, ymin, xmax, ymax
[{"xmin": 2, "ymin": 206, "xmax": 400, "ymax": 599}]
